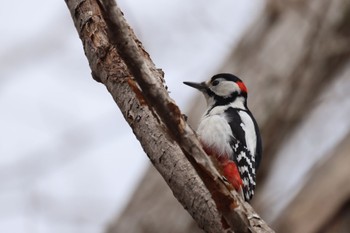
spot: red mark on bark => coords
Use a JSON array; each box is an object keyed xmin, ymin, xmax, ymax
[{"xmin": 127, "ymin": 78, "xmax": 146, "ymax": 105}]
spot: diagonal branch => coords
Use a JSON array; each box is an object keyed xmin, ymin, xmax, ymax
[{"xmin": 65, "ymin": 0, "xmax": 274, "ymax": 232}]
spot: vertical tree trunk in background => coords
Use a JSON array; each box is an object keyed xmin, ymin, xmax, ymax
[
  {"xmin": 221, "ymin": 0, "xmax": 350, "ymax": 184},
  {"xmin": 107, "ymin": 0, "xmax": 350, "ymax": 232}
]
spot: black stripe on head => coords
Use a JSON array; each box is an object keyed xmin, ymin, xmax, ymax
[{"xmin": 211, "ymin": 73, "xmax": 242, "ymax": 83}]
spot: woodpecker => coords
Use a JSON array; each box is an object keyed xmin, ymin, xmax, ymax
[{"xmin": 183, "ymin": 73, "xmax": 262, "ymax": 201}]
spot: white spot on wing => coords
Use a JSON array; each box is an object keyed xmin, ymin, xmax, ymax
[{"xmin": 238, "ymin": 111, "xmax": 257, "ymax": 156}]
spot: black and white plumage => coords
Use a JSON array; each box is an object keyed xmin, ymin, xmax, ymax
[{"xmin": 184, "ymin": 73, "xmax": 262, "ymax": 201}]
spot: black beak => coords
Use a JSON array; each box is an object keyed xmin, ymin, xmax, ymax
[{"xmin": 183, "ymin": 81, "xmax": 207, "ymax": 92}]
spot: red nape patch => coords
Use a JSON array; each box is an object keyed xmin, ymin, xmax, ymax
[
  {"xmin": 237, "ymin": 81, "xmax": 248, "ymax": 93},
  {"xmin": 222, "ymin": 161, "xmax": 243, "ymax": 191}
]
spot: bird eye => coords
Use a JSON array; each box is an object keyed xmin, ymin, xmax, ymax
[{"xmin": 212, "ymin": 80, "xmax": 219, "ymax": 86}]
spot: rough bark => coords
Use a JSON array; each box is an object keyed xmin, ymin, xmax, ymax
[{"xmin": 64, "ymin": 0, "xmax": 273, "ymax": 232}]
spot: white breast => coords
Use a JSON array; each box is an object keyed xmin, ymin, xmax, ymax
[{"xmin": 197, "ymin": 111, "xmax": 233, "ymax": 157}]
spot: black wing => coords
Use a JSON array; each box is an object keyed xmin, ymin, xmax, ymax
[
  {"xmin": 224, "ymin": 107, "xmax": 258, "ymax": 201},
  {"xmin": 245, "ymin": 109, "xmax": 263, "ymax": 170}
]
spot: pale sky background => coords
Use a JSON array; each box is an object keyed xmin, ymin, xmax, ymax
[{"xmin": 0, "ymin": 1, "xmax": 263, "ymax": 232}]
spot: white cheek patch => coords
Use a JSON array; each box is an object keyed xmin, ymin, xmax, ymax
[{"xmin": 213, "ymin": 81, "xmax": 240, "ymax": 97}]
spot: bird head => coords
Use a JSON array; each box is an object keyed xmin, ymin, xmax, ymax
[{"xmin": 184, "ymin": 73, "xmax": 248, "ymax": 108}]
